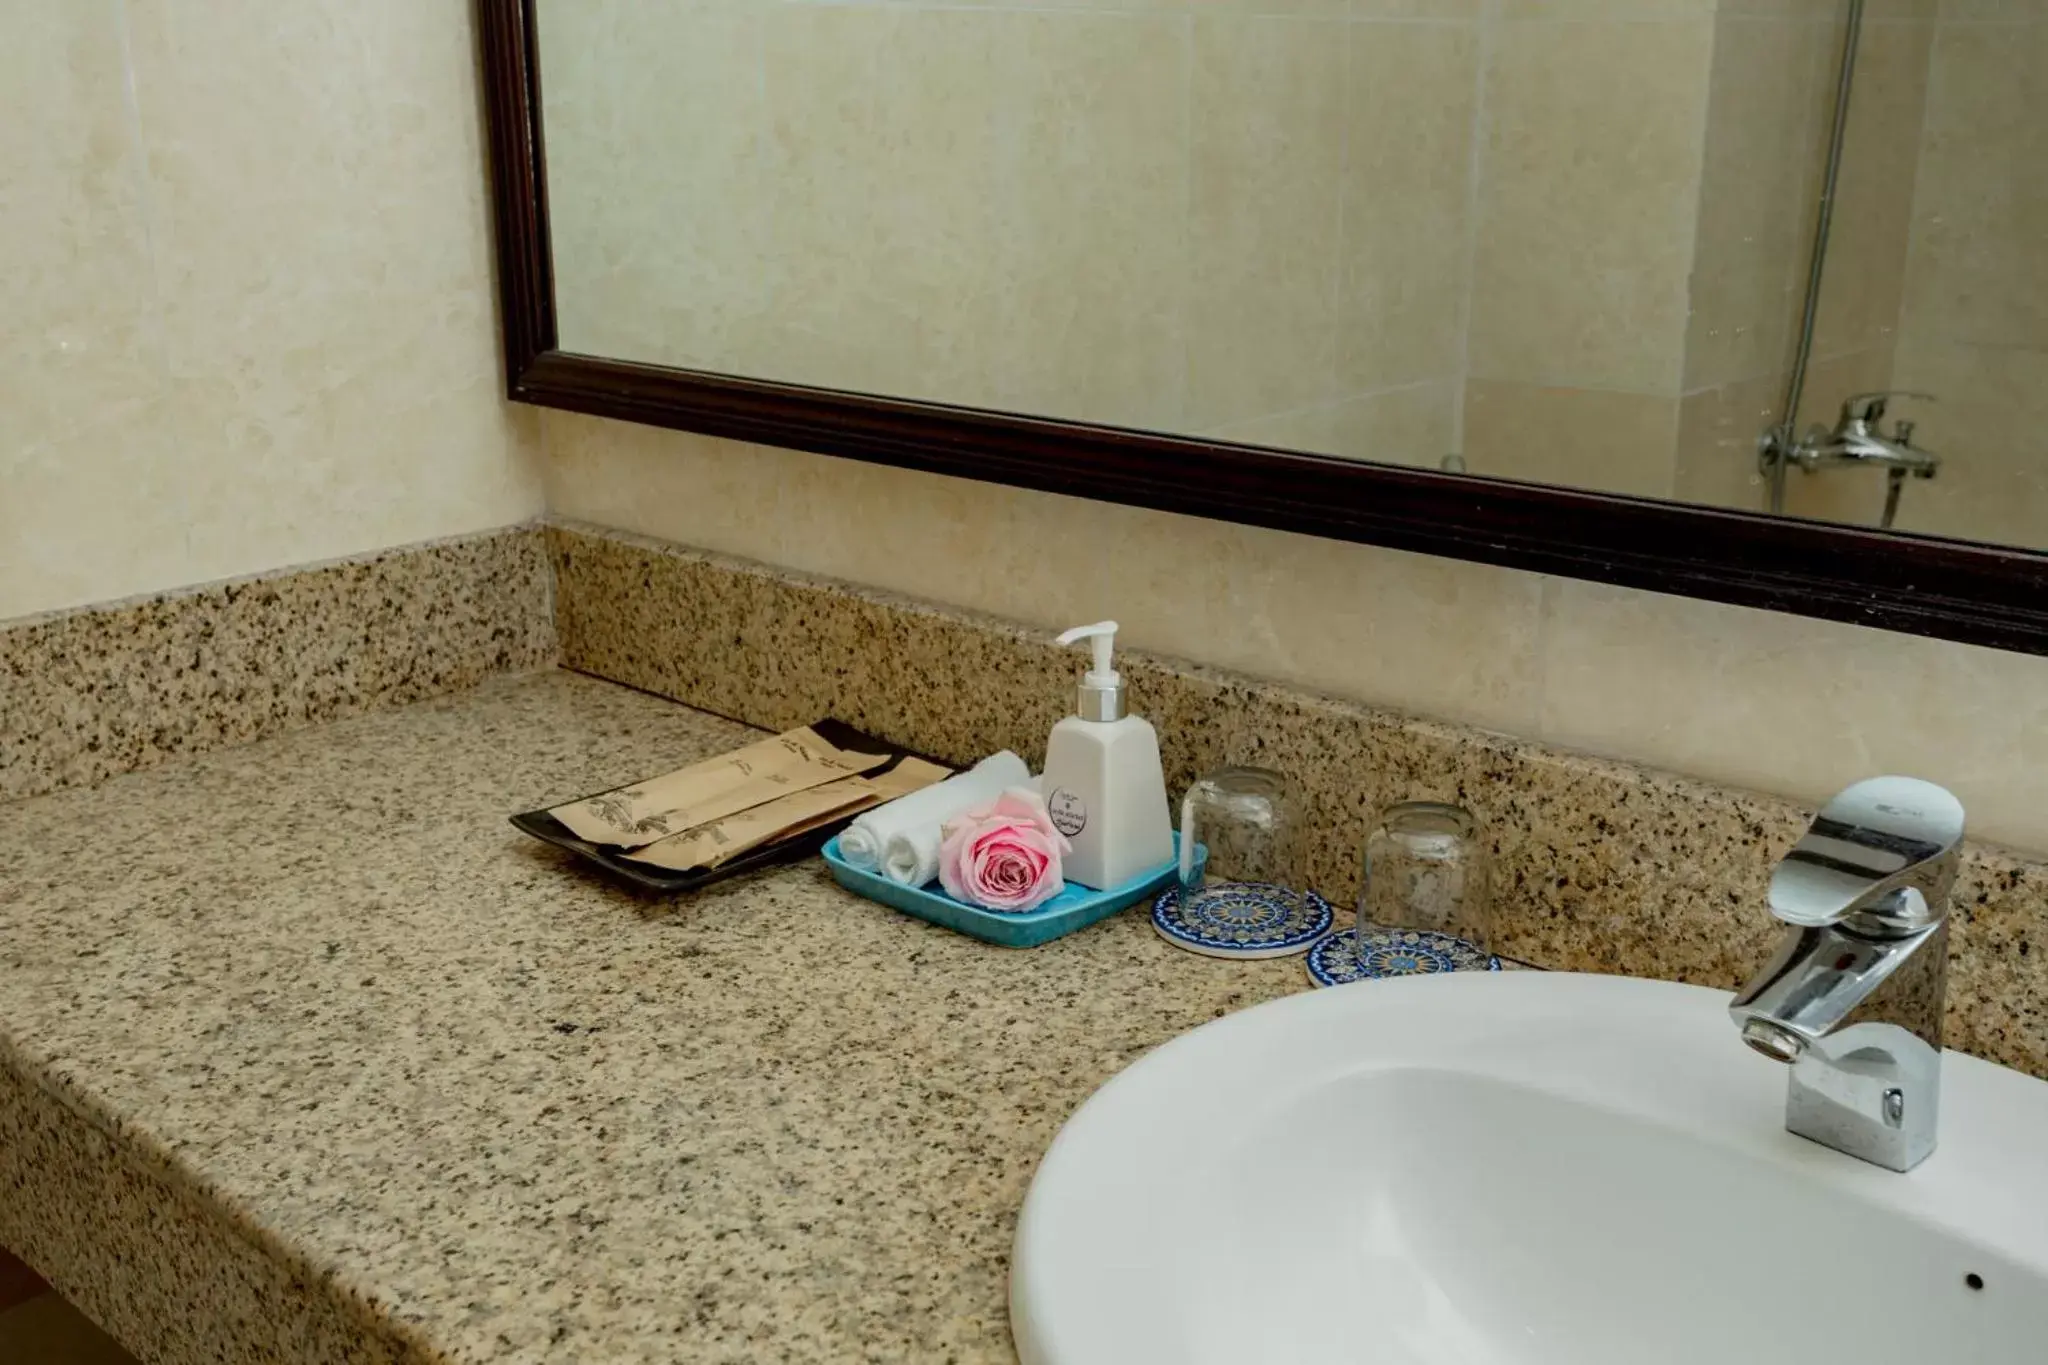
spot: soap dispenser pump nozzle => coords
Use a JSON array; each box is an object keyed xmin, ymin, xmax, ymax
[{"xmin": 1056, "ymin": 621, "xmax": 1125, "ymax": 722}]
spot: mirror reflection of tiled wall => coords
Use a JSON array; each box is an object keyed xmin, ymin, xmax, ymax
[
  {"xmin": 1782, "ymin": 1, "xmax": 2048, "ymax": 546},
  {"xmin": 539, "ymin": 0, "xmax": 1831, "ymax": 500},
  {"xmin": 541, "ymin": 0, "xmax": 2041, "ymax": 541}
]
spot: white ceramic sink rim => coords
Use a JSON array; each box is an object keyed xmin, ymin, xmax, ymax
[{"xmin": 1011, "ymin": 971, "xmax": 2048, "ymax": 1365}]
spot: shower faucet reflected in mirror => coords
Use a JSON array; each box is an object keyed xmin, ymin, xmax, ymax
[{"xmin": 1760, "ymin": 392, "xmax": 1941, "ymax": 530}]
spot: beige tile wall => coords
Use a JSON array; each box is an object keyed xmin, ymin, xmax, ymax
[
  {"xmin": 1679, "ymin": 7, "xmax": 2014, "ymax": 529},
  {"xmin": 543, "ymin": 0, "xmax": 1483, "ymax": 475},
  {"xmin": 1803, "ymin": 15, "xmax": 1934, "ymax": 364},
  {"xmin": 1777, "ymin": 5, "xmax": 2048, "ymax": 547},
  {"xmin": 1881, "ymin": 9, "xmax": 2048, "ymax": 549},
  {"xmin": 1672, "ymin": 372, "xmax": 1781, "ymax": 508},
  {"xmin": 1683, "ymin": 10, "xmax": 1835, "ymax": 395},
  {"xmin": 0, "ymin": 0, "xmax": 543, "ymax": 623},
  {"xmin": 1465, "ymin": 381, "xmax": 1682, "ymax": 498},
  {"xmin": 1466, "ymin": 15, "xmax": 1713, "ymax": 398},
  {"xmin": 1447, "ymin": 1, "xmax": 1859, "ymax": 496},
  {"xmin": 1456, "ymin": 8, "xmax": 1712, "ymax": 492},
  {"xmin": 1768, "ymin": 3, "xmax": 2048, "ymax": 547}
]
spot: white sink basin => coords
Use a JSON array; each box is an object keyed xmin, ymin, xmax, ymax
[{"xmin": 1012, "ymin": 972, "xmax": 2048, "ymax": 1364}]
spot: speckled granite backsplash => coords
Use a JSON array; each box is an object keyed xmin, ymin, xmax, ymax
[
  {"xmin": 547, "ymin": 518, "xmax": 2048, "ymax": 1078},
  {"xmin": 0, "ymin": 525, "xmax": 557, "ymax": 804}
]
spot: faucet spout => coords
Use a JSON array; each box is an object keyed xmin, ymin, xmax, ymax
[
  {"xmin": 1739, "ymin": 1015, "xmax": 1807, "ymax": 1064},
  {"xmin": 1731, "ymin": 919, "xmax": 1946, "ymax": 1050}
]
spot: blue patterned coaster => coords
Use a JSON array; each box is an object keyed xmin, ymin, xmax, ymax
[
  {"xmin": 1305, "ymin": 925, "xmax": 1502, "ymax": 987},
  {"xmin": 1151, "ymin": 883, "xmax": 1333, "ymax": 960}
]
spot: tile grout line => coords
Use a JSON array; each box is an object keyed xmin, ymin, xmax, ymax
[
  {"xmin": 1887, "ymin": 7, "xmax": 1946, "ymax": 369},
  {"xmin": 1448, "ymin": 0, "xmax": 1496, "ymax": 458},
  {"xmin": 1175, "ymin": 11, "xmax": 1194, "ymax": 433},
  {"xmin": 1329, "ymin": 10, "xmax": 1354, "ymax": 416}
]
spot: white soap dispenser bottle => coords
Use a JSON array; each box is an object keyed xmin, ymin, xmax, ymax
[{"xmin": 1040, "ymin": 621, "xmax": 1174, "ymax": 890}]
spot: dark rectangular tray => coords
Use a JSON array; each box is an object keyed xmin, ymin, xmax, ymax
[{"xmin": 510, "ymin": 719, "xmax": 931, "ymax": 895}]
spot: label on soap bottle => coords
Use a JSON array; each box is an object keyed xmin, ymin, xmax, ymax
[{"xmin": 1048, "ymin": 788, "xmax": 1088, "ymax": 839}]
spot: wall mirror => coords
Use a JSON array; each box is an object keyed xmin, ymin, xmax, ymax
[{"xmin": 478, "ymin": 0, "xmax": 2048, "ymax": 653}]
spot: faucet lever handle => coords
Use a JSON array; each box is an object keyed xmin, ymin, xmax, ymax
[
  {"xmin": 1842, "ymin": 391, "xmax": 1937, "ymax": 424},
  {"xmin": 1770, "ymin": 777, "xmax": 1964, "ymax": 934}
]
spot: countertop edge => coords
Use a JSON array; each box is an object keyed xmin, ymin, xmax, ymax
[{"xmin": 0, "ymin": 1042, "xmax": 438, "ymax": 1365}]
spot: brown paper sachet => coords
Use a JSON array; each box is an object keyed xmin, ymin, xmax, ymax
[
  {"xmin": 622, "ymin": 757, "xmax": 953, "ymax": 872},
  {"xmin": 549, "ymin": 726, "xmax": 894, "ymax": 849}
]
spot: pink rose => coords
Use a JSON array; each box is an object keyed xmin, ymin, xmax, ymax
[{"xmin": 938, "ymin": 788, "xmax": 1071, "ymax": 913}]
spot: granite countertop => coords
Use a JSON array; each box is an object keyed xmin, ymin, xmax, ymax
[{"xmin": 0, "ymin": 670, "xmax": 1311, "ymax": 1364}]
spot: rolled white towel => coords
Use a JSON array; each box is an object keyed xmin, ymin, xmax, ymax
[
  {"xmin": 836, "ymin": 822, "xmax": 885, "ymax": 869},
  {"xmin": 883, "ymin": 826, "xmax": 946, "ymax": 889},
  {"xmin": 840, "ymin": 751, "xmax": 1032, "ymax": 885}
]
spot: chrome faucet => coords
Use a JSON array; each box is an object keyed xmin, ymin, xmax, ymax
[
  {"xmin": 1758, "ymin": 392, "xmax": 1940, "ymax": 528},
  {"xmin": 1729, "ymin": 776, "xmax": 1964, "ymax": 1172}
]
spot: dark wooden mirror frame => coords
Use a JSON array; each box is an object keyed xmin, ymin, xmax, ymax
[{"xmin": 476, "ymin": 0, "xmax": 2048, "ymax": 656}]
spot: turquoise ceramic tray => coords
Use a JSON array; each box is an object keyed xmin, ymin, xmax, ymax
[{"xmin": 821, "ymin": 833, "xmax": 1198, "ymax": 948}]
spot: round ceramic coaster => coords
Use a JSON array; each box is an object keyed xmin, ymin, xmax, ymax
[
  {"xmin": 1151, "ymin": 883, "xmax": 1333, "ymax": 960},
  {"xmin": 1305, "ymin": 925, "xmax": 1502, "ymax": 987}
]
